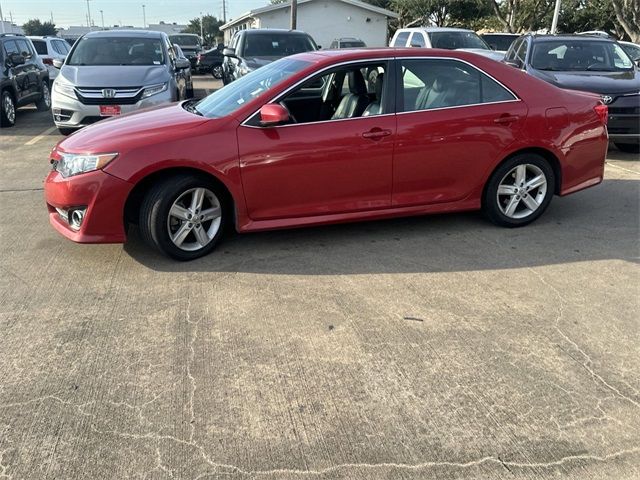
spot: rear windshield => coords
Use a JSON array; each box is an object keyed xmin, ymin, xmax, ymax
[
  {"xmin": 169, "ymin": 35, "xmax": 201, "ymax": 47},
  {"xmin": 340, "ymin": 41, "xmax": 366, "ymax": 48},
  {"xmin": 243, "ymin": 33, "xmax": 316, "ymax": 57},
  {"xmin": 31, "ymin": 40, "xmax": 48, "ymax": 55},
  {"xmin": 67, "ymin": 37, "xmax": 165, "ymax": 66},
  {"xmin": 531, "ymin": 40, "xmax": 634, "ymax": 71},
  {"xmin": 428, "ymin": 31, "xmax": 490, "ymax": 50},
  {"xmin": 482, "ymin": 35, "xmax": 518, "ymax": 51}
]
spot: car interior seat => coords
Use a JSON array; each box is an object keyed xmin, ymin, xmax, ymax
[
  {"xmin": 363, "ymin": 73, "xmax": 384, "ymax": 116},
  {"xmin": 331, "ymin": 70, "xmax": 370, "ymax": 119}
]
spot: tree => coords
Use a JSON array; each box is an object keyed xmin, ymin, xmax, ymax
[
  {"xmin": 611, "ymin": 0, "xmax": 640, "ymax": 42},
  {"xmin": 182, "ymin": 15, "xmax": 224, "ymax": 46},
  {"xmin": 22, "ymin": 19, "xmax": 57, "ymax": 36},
  {"xmin": 390, "ymin": 0, "xmax": 489, "ymax": 28},
  {"xmin": 488, "ymin": 0, "xmax": 557, "ymax": 33}
]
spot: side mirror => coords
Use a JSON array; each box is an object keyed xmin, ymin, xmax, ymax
[
  {"xmin": 259, "ymin": 104, "xmax": 290, "ymax": 126},
  {"xmin": 175, "ymin": 58, "xmax": 190, "ymax": 70},
  {"xmin": 410, "ymin": 43, "xmax": 422, "ymax": 48},
  {"xmin": 52, "ymin": 58, "xmax": 64, "ymax": 69},
  {"xmin": 223, "ymin": 47, "xmax": 236, "ymax": 58},
  {"xmin": 9, "ymin": 53, "xmax": 25, "ymax": 66},
  {"xmin": 635, "ymin": 59, "xmax": 640, "ymax": 68}
]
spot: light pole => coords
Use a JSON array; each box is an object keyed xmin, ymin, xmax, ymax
[
  {"xmin": 551, "ymin": 0, "xmax": 561, "ymax": 34},
  {"xmin": 86, "ymin": 0, "xmax": 93, "ymax": 29},
  {"xmin": 142, "ymin": 4, "xmax": 146, "ymax": 28},
  {"xmin": 200, "ymin": 12, "xmax": 204, "ymax": 43},
  {"xmin": 100, "ymin": 9, "xmax": 104, "ymax": 29},
  {"xmin": 0, "ymin": 2, "xmax": 5, "ymax": 34},
  {"xmin": 290, "ymin": 0, "xmax": 297, "ymax": 30}
]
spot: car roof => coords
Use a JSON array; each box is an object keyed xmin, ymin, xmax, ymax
[
  {"xmin": 84, "ymin": 29, "xmax": 164, "ymax": 38},
  {"xmin": 529, "ymin": 34, "xmax": 616, "ymax": 43},
  {"xmin": 481, "ymin": 33, "xmax": 520, "ymax": 36},
  {"xmin": 397, "ymin": 27, "xmax": 473, "ymax": 33},
  {"xmin": 243, "ymin": 29, "xmax": 309, "ymax": 35},
  {"xmin": 294, "ymin": 47, "xmax": 498, "ymax": 62}
]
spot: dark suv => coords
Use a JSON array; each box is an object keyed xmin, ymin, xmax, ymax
[
  {"xmin": 222, "ymin": 29, "xmax": 317, "ymax": 84},
  {"xmin": 504, "ymin": 34, "xmax": 640, "ymax": 153},
  {"xmin": 1, "ymin": 33, "xmax": 51, "ymax": 127}
]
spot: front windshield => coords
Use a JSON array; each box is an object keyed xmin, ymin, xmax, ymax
[
  {"xmin": 194, "ymin": 57, "xmax": 311, "ymax": 118},
  {"xmin": 169, "ymin": 35, "xmax": 201, "ymax": 47},
  {"xmin": 531, "ymin": 40, "xmax": 634, "ymax": 71},
  {"xmin": 429, "ymin": 31, "xmax": 490, "ymax": 50},
  {"xmin": 67, "ymin": 37, "xmax": 165, "ymax": 66},
  {"xmin": 243, "ymin": 33, "xmax": 316, "ymax": 57}
]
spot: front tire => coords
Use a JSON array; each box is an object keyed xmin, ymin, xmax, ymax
[
  {"xmin": 139, "ymin": 174, "xmax": 226, "ymax": 260},
  {"xmin": 1, "ymin": 90, "xmax": 16, "ymax": 127},
  {"xmin": 36, "ymin": 82, "xmax": 51, "ymax": 112},
  {"xmin": 212, "ymin": 65, "xmax": 223, "ymax": 79},
  {"xmin": 614, "ymin": 143, "xmax": 640, "ymax": 154},
  {"xmin": 482, "ymin": 153, "xmax": 555, "ymax": 227}
]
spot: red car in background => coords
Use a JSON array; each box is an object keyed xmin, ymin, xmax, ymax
[{"xmin": 44, "ymin": 48, "xmax": 608, "ymax": 260}]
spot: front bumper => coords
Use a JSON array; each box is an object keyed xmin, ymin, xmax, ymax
[
  {"xmin": 607, "ymin": 94, "xmax": 640, "ymax": 144},
  {"xmin": 44, "ymin": 168, "xmax": 133, "ymax": 243},
  {"xmin": 51, "ymin": 88, "xmax": 174, "ymax": 129}
]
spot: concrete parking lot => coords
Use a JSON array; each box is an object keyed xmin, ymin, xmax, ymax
[{"xmin": 0, "ymin": 75, "xmax": 638, "ymax": 479}]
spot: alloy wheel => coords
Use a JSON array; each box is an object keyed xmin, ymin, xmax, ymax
[
  {"xmin": 166, "ymin": 187, "xmax": 222, "ymax": 251},
  {"xmin": 496, "ymin": 164, "xmax": 548, "ymax": 219},
  {"xmin": 43, "ymin": 83, "xmax": 51, "ymax": 108},
  {"xmin": 3, "ymin": 93, "xmax": 15, "ymax": 124}
]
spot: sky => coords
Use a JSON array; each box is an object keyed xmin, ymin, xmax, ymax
[{"xmin": 0, "ymin": 0, "xmax": 267, "ymax": 28}]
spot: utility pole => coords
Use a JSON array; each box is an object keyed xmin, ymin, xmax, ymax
[
  {"xmin": 222, "ymin": 0, "xmax": 227, "ymax": 23},
  {"xmin": 142, "ymin": 4, "xmax": 146, "ymax": 28},
  {"xmin": 50, "ymin": 11, "xmax": 54, "ymax": 24},
  {"xmin": 0, "ymin": 2, "xmax": 4, "ymax": 34},
  {"xmin": 86, "ymin": 0, "xmax": 93, "ymax": 30},
  {"xmin": 290, "ymin": 0, "xmax": 297, "ymax": 30},
  {"xmin": 551, "ymin": 0, "xmax": 561, "ymax": 34},
  {"xmin": 100, "ymin": 10, "xmax": 104, "ymax": 29},
  {"xmin": 200, "ymin": 12, "xmax": 203, "ymax": 42}
]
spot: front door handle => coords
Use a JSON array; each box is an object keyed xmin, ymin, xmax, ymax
[
  {"xmin": 494, "ymin": 114, "xmax": 520, "ymax": 125},
  {"xmin": 362, "ymin": 128, "xmax": 392, "ymax": 140}
]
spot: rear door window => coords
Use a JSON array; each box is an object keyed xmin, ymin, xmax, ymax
[
  {"xmin": 32, "ymin": 40, "xmax": 48, "ymax": 55},
  {"xmin": 392, "ymin": 32, "xmax": 410, "ymax": 47}
]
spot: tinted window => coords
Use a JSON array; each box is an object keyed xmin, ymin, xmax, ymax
[
  {"xmin": 31, "ymin": 39, "xmax": 48, "ymax": 55},
  {"xmin": 392, "ymin": 32, "xmax": 410, "ymax": 47},
  {"xmin": 3, "ymin": 40, "xmax": 19, "ymax": 56},
  {"xmin": 410, "ymin": 33, "xmax": 426, "ymax": 47},
  {"xmin": 67, "ymin": 37, "xmax": 165, "ymax": 66},
  {"xmin": 15, "ymin": 39, "xmax": 33, "ymax": 56},
  {"xmin": 428, "ymin": 31, "xmax": 490, "ymax": 50},
  {"xmin": 169, "ymin": 35, "xmax": 201, "ymax": 47},
  {"xmin": 621, "ymin": 43, "xmax": 640, "ymax": 61},
  {"xmin": 195, "ymin": 57, "xmax": 311, "ymax": 118},
  {"xmin": 242, "ymin": 33, "xmax": 316, "ymax": 57},
  {"xmin": 340, "ymin": 41, "xmax": 366, "ymax": 48},
  {"xmin": 400, "ymin": 59, "xmax": 515, "ymax": 112},
  {"xmin": 53, "ymin": 40, "xmax": 69, "ymax": 54},
  {"xmin": 482, "ymin": 35, "xmax": 518, "ymax": 51},
  {"xmin": 531, "ymin": 40, "xmax": 633, "ymax": 71}
]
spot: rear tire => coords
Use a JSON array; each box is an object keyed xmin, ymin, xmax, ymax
[
  {"xmin": 482, "ymin": 153, "xmax": 555, "ymax": 227},
  {"xmin": 614, "ymin": 143, "xmax": 640, "ymax": 154},
  {"xmin": 36, "ymin": 82, "xmax": 51, "ymax": 112},
  {"xmin": 212, "ymin": 65, "xmax": 223, "ymax": 79},
  {"xmin": 1, "ymin": 90, "xmax": 16, "ymax": 128},
  {"xmin": 139, "ymin": 174, "xmax": 226, "ymax": 261}
]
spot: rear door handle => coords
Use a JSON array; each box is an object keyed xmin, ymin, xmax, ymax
[
  {"xmin": 494, "ymin": 114, "xmax": 520, "ymax": 124},
  {"xmin": 362, "ymin": 128, "xmax": 392, "ymax": 140}
]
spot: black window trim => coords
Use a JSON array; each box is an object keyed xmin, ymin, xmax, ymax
[{"xmin": 395, "ymin": 56, "xmax": 521, "ymax": 116}]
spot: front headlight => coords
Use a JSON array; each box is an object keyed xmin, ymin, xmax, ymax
[
  {"xmin": 142, "ymin": 83, "xmax": 168, "ymax": 98},
  {"xmin": 56, "ymin": 153, "xmax": 118, "ymax": 178},
  {"xmin": 54, "ymin": 80, "xmax": 77, "ymax": 99}
]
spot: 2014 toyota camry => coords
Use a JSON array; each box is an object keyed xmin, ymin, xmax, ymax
[{"xmin": 44, "ymin": 49, "xmax": 609, "ymax": 260}]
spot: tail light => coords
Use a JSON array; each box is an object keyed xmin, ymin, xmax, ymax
[
  {"xmin": 594, "ymin": 104, "xmax": 608, "ymax": 125},
  {"xmin": 42, "ymin": 57, "xmax": 53, "ymax": 65}
]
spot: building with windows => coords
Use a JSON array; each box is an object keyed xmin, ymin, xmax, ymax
[{"xmin": 220, "ymin": 0, "xmax": 398, "ymax": 48}]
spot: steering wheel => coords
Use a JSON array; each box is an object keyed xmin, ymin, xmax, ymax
[{"xmin": 586, "ymin": 62, "xmax": 608, "ymax": 70}]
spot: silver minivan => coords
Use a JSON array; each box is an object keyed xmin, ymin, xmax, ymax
[{"xmin": 51, "ymin": 30, "xmax": 191, "ymax": 134}]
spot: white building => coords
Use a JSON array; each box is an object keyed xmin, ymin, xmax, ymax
[
  {"xmin": 147, "ymin": 22, "xmax": 188, "ymax": 35},
  {"xmin": 220, "ymin": 0, "xmax": 398, "ymax": 48},
  {"xmin": 0, "ymin": 20, "xmax": 23, "ymax": 34}
]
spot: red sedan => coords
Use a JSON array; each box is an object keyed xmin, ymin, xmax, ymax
[{"xmin": 44, "ymin": 49, "xmax": 608, "ymax": 260}]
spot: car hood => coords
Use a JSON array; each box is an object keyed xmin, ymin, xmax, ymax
[
  {"xmin": 57, "ymin": 102, "xmax": 211, "ymax": 154},
  {"xmin": 529, "ymin": 68, "xmax": 640, "ymax": 95},
  {"xmin": 458, "ymin": 48, "xmax": 505, "ymax": 61},
  {"xmin": 59, "ymin": 65, "xmax": 169, "ymax": 88}
]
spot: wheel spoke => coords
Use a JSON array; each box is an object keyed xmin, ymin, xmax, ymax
[
  {"xmin": 526, "ymin": 175, "xmax": 546, "ymax": 190},
  {"xmin": 190, "ymin": 188, "xmax": 205, "ymax": 211},
  {"xmin": 192, "ymin": 225, "xmax": 210, "ymax": 247},
  {"xmin": 498, "ymin": 184, "xmax": 517, "ymax": 195},
  {"xmin": 200, "ymin": 206, "xmax": 221, "ymax": 222},
  {"xmin": 514, "ymin": 164, "xmax": 526, "ymax": 185},
  {"xmin": 169, "ymin": 204, "xmax": 191, "ymax": 221},
  {"xmin": 504, "ymin": 195, "xmax": 520, "ymax": 216},
  {"xmin": 521, "ymin": 194, "xmax": 540, "ymax": 211},
  {"xmin": 171, "ymin": 222, "xmax": 192, "ymax": 247}
]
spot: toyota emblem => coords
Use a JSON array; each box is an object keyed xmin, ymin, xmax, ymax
[
  {"xmin": 601, "ymin": 95, "xmax": 613, "ymax": 105},
  {"xmin": 102, "ymin": 89, "xmax": 116, "ymax": 99}
]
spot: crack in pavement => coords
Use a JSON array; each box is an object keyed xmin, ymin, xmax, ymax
[{"xmin": 529, "ymin": 268, "xmax": 640, "ymax": 409}]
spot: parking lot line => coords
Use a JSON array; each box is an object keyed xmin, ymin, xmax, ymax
[
  {"xmin": 607, "ymin": 162, "xmax": 640, "ymax": 176},
  {"xmin": 24, "ymin": 126, "xmax": 57, "ymax": 146}
]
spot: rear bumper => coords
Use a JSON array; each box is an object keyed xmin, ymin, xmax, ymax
[
  {"xmin": 607, "ymin": 95, "xmax": 639, "ymax": 144},
  {"xmin": 44, "ymin": 169, "xmax": 132, "ymax": 243}
]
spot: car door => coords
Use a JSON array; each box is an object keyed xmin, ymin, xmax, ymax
[
  {"xmin": 393, "ymin": 57, "xmax": 528, "ymax": 207},
  {"xmin": 15, "ymin": 39, "xmax": 40, "ymax": 97},
  {"xmin": 3, "ymin": 40, "xmax": 30, "ymax": 103},
  {"xmin": 237, "ymin": 60, "xmax": 395, "ymax": 221}
]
